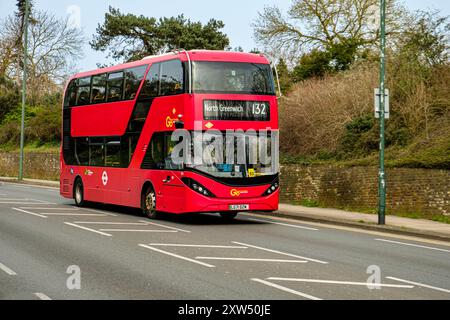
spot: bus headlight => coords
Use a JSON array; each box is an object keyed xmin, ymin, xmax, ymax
[
  {"xmin": 182, "ymin": 178, "xmax": 216, "ymax": 198},
  {"xmin": 262, "ymin": 180, "xmax": 280, "ymax": 196}
]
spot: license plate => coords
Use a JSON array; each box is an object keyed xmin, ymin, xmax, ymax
[{"xmin": 229, "ymin": 204, "xmax": 250, "ymax": 211}]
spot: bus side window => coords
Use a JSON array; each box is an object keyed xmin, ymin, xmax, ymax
[
  {"xmin": 124, "ymin": 65, "xmax": 148, "ymax": 100},
  {"xmin": 105, "ymin": 138, "xmax": 121, "ymax": 167},
  {"xmin": 107, "ymin": 71, "xmax": 124, "ymax": 102},
  {"xmin": 89, "ymin": 137, "xmax": 105, "ymax": 166},
  {"xmin": 75, "ymin": 137, "xmax": 89, "ymax": 166},
  {"xmin": 64, "ymin": 79, "xmax": 77, "ymax": 108},
  {"xmin": 160, "ymin": 59, "xmax": 184, "ymax": 96},
  {"xmin": 138, "ymin": 63, "xmax": 160, "ymax": 99},
  {"xmin": 76, "ymin": 76, "xmax": 91, "ymax": 106},
  {"xmin": 91, "ymin": 74, "xmax": 107, "ymax": 104}
]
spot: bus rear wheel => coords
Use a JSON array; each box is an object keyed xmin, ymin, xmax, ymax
[
  {"xmin": 74, "ymin": 179, "xmax": 85, "ymax": 207},
  {"xmin": 142, "ymin": 186, "xmax": 159, "ymax": 219},
  {"xmin": 220, "ymin": 212, "xmax": 238, "ymax": 221}
]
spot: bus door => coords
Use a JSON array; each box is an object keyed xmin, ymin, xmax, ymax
[
  {"xmin": 85, "ymin": 138, "xmax": 105, "ymax": 203},
  {"xmin": 102, "ymin": 139, "xmax": 123, "ymax": 205},
  {"xmin": 148, "ymin": 133, "xmax": 185, "ymax": 212}
]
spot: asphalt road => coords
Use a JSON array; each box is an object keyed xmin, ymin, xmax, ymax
[{"xmin": 1, "ymin": 181, "xmax": 450, "ymax": 300}]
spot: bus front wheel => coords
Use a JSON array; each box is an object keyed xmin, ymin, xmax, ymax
[
  {"xmin": 142, "ymin": 186, "xmax": 159, "ymax": 220},
  {"xmin": 74, "ymin": 179, "xmax": 85, "ymax": 207}
]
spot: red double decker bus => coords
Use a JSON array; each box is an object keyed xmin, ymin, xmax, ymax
[{"xmin": 60, "ymin": 50, "xmax": 279, "ymax": 220}]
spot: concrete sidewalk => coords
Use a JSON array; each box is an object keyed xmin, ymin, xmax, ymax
[{"xmin": 1, "ymin": 176, "xmax": 449, "ymax": 241}]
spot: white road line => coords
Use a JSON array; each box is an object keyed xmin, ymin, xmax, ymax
[
  {"xmin": 267, "ymin": 278, "xmax": 414, "ymax": 289},
  {"xmin": 376, "ymin": 239, "xmax": 450, "ymax": 253},
  {"xmin": 0, "ymin": 262, "xmax": 17, "ymax": 276},
  {"xmin": 30, "ymin": 199, "xmax": 55, "ymax": 204},
  {"xmin": 251, "ymin": 278, "xmax": 322, "ymax": 300},
  {"xmin": 64, "ymin": 222, "xmax": 112, "ymax": 237},
  {"xmin": 74, "ymin": 222, "xmax": 148, "ymax": 226},
  {"xmin": 246, "ymin": 217, "xmax": 319, "ymax": 231},
  {"xmin": 0, "ymin": 202, "xmax": 52, "ymax": 204},
  {"xmin": 139, "ymin": 220, "xmax": 191, "ymax": 233},
  {"xmin": 34, "ymin": 292, "xmax": 52, "ymax": 300},
  {"xmin": 196, "ymin": 257, "xmax": 307, "ymax": 263},
  {"xmin": 82, "ymin": 208, "xmax": 117, "ymax": 217},
  {"xmin": 387, "ymin": 277, "xmax": 450, "ymax": 294},
  {"xmin": 12, "ymin": 207, "xmax": 47, "ymax": 218},
  {"xmin": 39, "ymin": 213, "xmax": 106, "ymax": 216},
  {"xmin": 233, "ymin": 241, "xmax": 328, "ymax": 265},
  {"xmin": 139, "ymin": 244, "xmax": 215, "ymax": 268},
  {"xmin": 20, "ymin": 208, "xmax": 80, "ymax": 211},
  {"xmin": 100, "ymin": 229, "xmax": 178, "ymax": 233},
  {"xmin": 148, "ymin": 244, "xmax": 249, "ymax": 249}
]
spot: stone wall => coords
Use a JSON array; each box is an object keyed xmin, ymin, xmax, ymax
[
  {"xmin": 281, "ymin": 164, "xmax": 450, "ymax": 217},
  {"xmin": 0, "ymin": 152, "xmax": 59, "ymax": 181},
  {"xmin": 1, "ymin": 152, "xmax": 449, "ymax": 217}
]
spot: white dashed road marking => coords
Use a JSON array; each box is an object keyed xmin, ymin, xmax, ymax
[
  {"xmin": 34, "ymin": 292, "xmax": 52, "ymax": 300},
  {"xmin": 12, "ymin": 207, "xmax": 47, "ymax": 218},
  {"xmin": 387, "ymin": 277, "xmax": 450, "ymax": 294},
  {"xmin": 246, "ymin": 217, "xmax": 319, "ymax": 231},
  {"xmin": 267, "ymin": 277, "xmax": 414, "ymax": 289},
  {"xmin": 376, "ymin": 239, "xmax": 450, "ymax": 253},
  {"xmin": 252, "ymin": 278, "xmax": 322, "ymax": 300},
  {"xmin": 64, "ymin": 222, "xmax": 112, "ymax": 237},
  {"xmin": 139, "ymin": 244, "xmax": 215, "ymax": 268},
  {"xmin": 148, "ymin": 244, "xmax": 249, "ymax": 249},
  {"xmin": 196, "ymin": 257, "xmax": 308, "ymax": 263},
  {"xmin": 233, "ymin": 241, "xmax": 328, "ymax": 264},
  {"xmin": 0, "ymin": 262, "xmax": 17, "ymax": 276}
]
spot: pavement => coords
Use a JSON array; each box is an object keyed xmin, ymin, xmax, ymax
[
  {"xmin": 0, "ymin": 179, "xmax": 450, "ymax": 300},
  {"xmin": 1, "ymin": 177, "xmax": 450, "ymax": 241}
]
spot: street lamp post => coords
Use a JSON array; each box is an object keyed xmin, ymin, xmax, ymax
[
  {"xmin": 378, "ymin": 0, "xmax": 387, "ymax": 225},
  {"xmin": 19, "ymin": 0, "xmax": 30, "ymax": 181}
]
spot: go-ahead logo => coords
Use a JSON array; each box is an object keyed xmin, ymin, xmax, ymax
[
  {"xmin": 102, "ymin": 171, "xmax": 108, "ymax": 186},
  {"xmin": 230, "ymin": 189, "xmax": 249, "ymax": 197}
]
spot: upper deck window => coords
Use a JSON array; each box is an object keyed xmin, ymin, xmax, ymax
[
  {"xmin": 192, "ymin": 62, "xmax": 275, "ymax": 95},
  {"xmin": 107, "ymin": 72, "xmax": 124, "ymax": 102},
  {"xmin": 91, "ymin": 74, "xmax": 107, "ymax": 104},
  {"xmin": 124, "ymin": 65, "xmax": 148, "ymax": 100},
  {"xmin": 76, "ymin": 76, "xmax": 91, "ymax": 106},
  {"xmin": 139, "ymin": 59, "xmax": 184, "ymax": 99}
]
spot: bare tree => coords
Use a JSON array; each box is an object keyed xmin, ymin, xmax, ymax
[
  {"xmin": 253, "ymin": 0, "xmax": 410, "ymax": 62},
  {"xmin": 0, "ymin": 10, "xmax": 84, "ymax": 101}
]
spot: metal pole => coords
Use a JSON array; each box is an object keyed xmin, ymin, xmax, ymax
[
  {"xmin": 378, "ymin": 0, "xmax": 387, "ymax": 225},
  {"xmin": 19, "ymin": 0, "xmax": 30, "ymax": 181}
]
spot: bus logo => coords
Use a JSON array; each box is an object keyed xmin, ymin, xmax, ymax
[
  {"xmin": 166, "ymin": 116, "xmax": 177, "ymax": 128},
  {"xmin": 230, "ymin": 189, "xmax": 248, "ymax": 197},
  {"xmin": 102, "ymin": 171, "xmax": 108, "ymax": 186}
]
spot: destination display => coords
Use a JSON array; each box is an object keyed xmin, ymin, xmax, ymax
[{"xmin": 203, "ymin": 100, "xmax": 270, "ymax": 121}]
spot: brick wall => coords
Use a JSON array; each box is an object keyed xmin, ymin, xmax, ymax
[{"xmin": 281, "ymin": 164, "xmax": 450, "ymax": 217}]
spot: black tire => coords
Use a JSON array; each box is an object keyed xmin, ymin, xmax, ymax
[
  {"xmin": 142, "ymin": 186, "xmax": 159, "ymax": 219},
  {"xmin": 220, "ymin": 212, "xmax": 238, "ymax": 221},
  {"xmin": 74, "ymin": 178, "xmax": 85, "ymax": 207}
]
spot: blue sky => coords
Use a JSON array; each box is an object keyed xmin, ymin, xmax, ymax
[{"xmin": 1, "ymin": 0, "xmax": 449, "ymax": 71}]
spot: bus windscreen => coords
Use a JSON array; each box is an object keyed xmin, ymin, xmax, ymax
[{"xmin": 192, "ymin": 62, "xmax": 275, "ymax": 95}]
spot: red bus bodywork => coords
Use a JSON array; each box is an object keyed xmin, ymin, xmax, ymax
[{"xmin": 60, "ymin": 50, "xmax": 279, "ymax": 215}]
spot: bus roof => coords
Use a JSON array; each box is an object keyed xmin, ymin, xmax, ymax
[{"xmin": 71, "ymin": 50, "xmax": 270, "ymax": 80}]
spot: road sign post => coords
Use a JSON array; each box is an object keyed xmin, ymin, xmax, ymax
[
  {"xmin": 378, "ymin": 0, "xmax": 387, "ymax": 225},
  {"xmin": 19, "ymin": 0, "xmax": 30, "ymax": 181}
]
